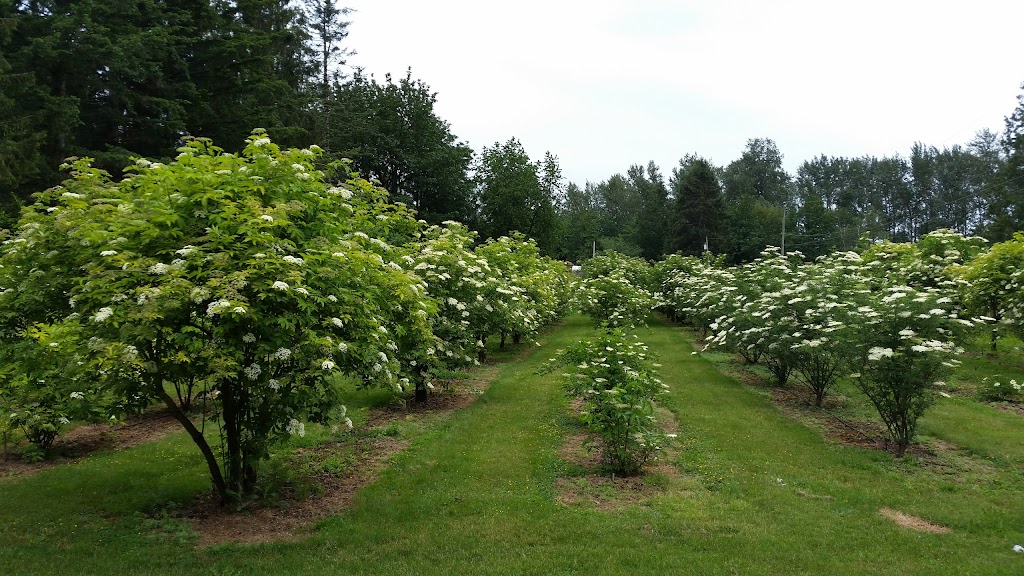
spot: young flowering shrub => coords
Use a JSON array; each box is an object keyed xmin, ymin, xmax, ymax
[
  {"xmin": 468, "ymin": 234, "xmax": 573, "ymax": 351},
  {"xmin": 913, "ymin": 229, "xmax": 987, "ymax": 289},
  {"xmin": 976, "ymin": 376, "xmax": 1024, "ymax": 403},
  {"xmin": 544, "ymin": 330, "xmax": 671, "ymax": 475},
  {"xmin": 581, "ymin": 252, "xmax": 653, "ymax": 291},
  {"xmin": 964, "ymin": 234, "xmax": 1024, "ymax": 350},
  {"xmin": 0, "ymin": 133, "xmax": 436, "ymax": 503},
  {"xmin": 861, "ymin": 230, "xmax": 983, "ymax": 293},
  {"xmin": 706, "ymin": 248, "xmax": 804, "ymax": 370},
  {"xmin": 576, "ymin": 269, "xmax": 658, "ymax": 330},
  {"xmin": 412, "ymin": 222, "xmax": 483, "ymax": 365},
  {"xmin": 653, "ymin": 253, "xmax": 726, "ymax": 321},
  {"xmin": 666, "ymin": 262, "xmax": 739, "ymax": 335},
  {"xmin": 784, "ymin": 252, "xmax": 864, "ymax": 405},
  {"xmin": 847, "ymin": 284, "xmax": 971, "ymax": 456}
]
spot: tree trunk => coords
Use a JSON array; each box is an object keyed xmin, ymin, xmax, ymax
[
  {"xmin": 513, "ymin": 333, "xmax": 522, "ymax": 345},
  {"xmin": 500, "ymin": 333, "xmax": 506, "ymax": 350},
  {"xmin": 415, "ymin": 376, "xmax": 428, "ymax": 403},
  {"xmin": 156, "ymin": 387, "xmax": 227, "ymax": 503},
  {"xmin": 220, "ymin": 379, "xmax": 244, "ymax": 501}
]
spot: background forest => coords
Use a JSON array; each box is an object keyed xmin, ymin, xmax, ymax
[{"xmin": 2, "ymin": 1, "xmax": 1024, "ymax": 263}]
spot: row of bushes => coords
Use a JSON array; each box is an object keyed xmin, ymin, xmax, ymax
[{"xmin": 0, "ymin": 133, "xmax": 575, "ymax": 501}]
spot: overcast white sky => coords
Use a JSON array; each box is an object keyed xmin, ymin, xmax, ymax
[{"xmin": 344, "ymin": 0, "xmax": 1024, "ymax": 185}]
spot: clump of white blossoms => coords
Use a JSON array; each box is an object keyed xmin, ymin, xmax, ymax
[
  {"xmin": 206, "ymin": 299, "xmax": 231, "ymax": 316},
  {"xmin": 286, "ymin": 418, "xmax": 305, "ymax": 437},
  {"xmin": 148, "ymin": 262, "xmax": 170, "ymax": 275},
  {"xmin": 867, "ymin": 347, "xmax": 895, "ymax": 361},
  {"xmin": 243, "ymin": 363, "xmax": 262, "ymax": 381},
  {"xmin": 92, "ymin": 307, "xmax": 114, "ymax": 322}
]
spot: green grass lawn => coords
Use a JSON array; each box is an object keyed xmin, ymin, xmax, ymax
[{"xmin": 1, "ymin": 315, "xmax": 1023, "ymax": 575}]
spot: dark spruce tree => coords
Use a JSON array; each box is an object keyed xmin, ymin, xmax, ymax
[{"xmin": 671, "ymin": 155, "xmax": 724, "ymax": 256}]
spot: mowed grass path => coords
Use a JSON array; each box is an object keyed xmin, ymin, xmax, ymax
[{"xmin": 1, "ymin": 315, "xmax": 1023, "ymax": 575}]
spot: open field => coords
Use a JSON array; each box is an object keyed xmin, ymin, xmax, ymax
[{"xmin": 1, "ymin": 315, "xmax": 1022, "ymax": 575}]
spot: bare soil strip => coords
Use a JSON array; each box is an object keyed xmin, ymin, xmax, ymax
[
  {"xmin": 555, "ymin": 404, "xmax": 685, "ymax": 509},
  {"xmin": 879, "ymin": 507, "xmax": 952, "ymax": 534},
  {"xmin": 187, "ymin": 370, "xmax": 496, "ymax": 546},
  {"xmin": 1, "ymin": 407, "xmax": 181, "ymax": 477}
]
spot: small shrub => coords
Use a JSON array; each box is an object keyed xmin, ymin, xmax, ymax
[
  {"xmin": 545, "ymin": 330, "xmax": 673, "ymax": 475},
  {"xmin": 977, "ymin": 376, "xmax": 1023, "ymax": 403},
  {"xmin": 19, "ymin": 443, "xmax": 45, "ymax": 464}
]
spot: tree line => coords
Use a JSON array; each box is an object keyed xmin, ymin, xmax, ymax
[
  {"xmin": 3, "ymin": 2, "xmax": 1024, "ymax": 262},
  {"xmin": 557, "ymin": 120, "xmax": 1022, "ymax": 263},
  {"xmin": 0, "ymin": 0, "xmax": 474, "ymax": 227}
]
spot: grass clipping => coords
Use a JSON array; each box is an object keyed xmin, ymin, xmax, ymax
[{"xmin": 879, "ymin": 508, "xmax": 952, "ymax": 534}]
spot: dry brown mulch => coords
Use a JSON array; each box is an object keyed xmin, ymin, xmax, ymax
[
  {"xmin": 992, "ymin": 402, "xmax": 1024, "ymax": 417},
  {"xmin": 766, "ymin": 386, "xmax": 984, "ymax": 470},
  {"xmin": 185, "ymin": 371, "xmax": 496, "ymax": 547},
  {"xmin": 184, "ymin": 435, "xmax": 409, "ymax": 547},
  {"xmin": 0, "ymin": 407, "xmax": 181, "ymax": 477},
  {"xmin": 879, "ymin": 507, "xmax": 952, "ymax": 534}
]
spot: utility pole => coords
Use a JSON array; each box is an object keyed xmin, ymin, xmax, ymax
[{"xmin": 781, "ymin": 202, "xmax": 786, "ymax": 256}]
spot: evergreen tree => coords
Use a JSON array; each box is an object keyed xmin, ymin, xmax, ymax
[
  {"xmin": 302, "ymin": 0, "xmax": 352, "ymax": 151},
  {"xmin": 671, "ymin": 156, "xmax": 724, "ymax": 255},
  {"xmin": 553, "ymin": 182, "xmax": 600, "ymax": 262},
  {"xmin": 986, "ymin": 83, "xmax": 1024, "ymax": 241},
  {"xmin": 594, "ymin": 173, "xmax": 641, "ymax": 256},
  {"xmin": 631, "ymin": 161, "xmax": 670, "ymax": 259},
  {"xmin": 0, "ymin": 12, "xmax": 44, "ymax": 222}
]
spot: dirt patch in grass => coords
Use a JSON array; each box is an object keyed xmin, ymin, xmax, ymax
[
  {"xmin": 555, "ymin": 403, "xmax": 686, "ymax": 510},
  {"xmin": 364, "ymin": 368, "xmax": 497, "ymax": 429},
  {"xmin": 1, "ymin": 407, "xmax": 181, "ymax": 477},
  {"xmin": 879, "ymin": 508, "xmax": 952, "ymax": 534},
  {"xmin": 991, "ymin": 402, "xmax": 1024, "ymax": 417},
  {"xmin": 186, "ymin": 370, "xmax": 496, "ymax": 547},
  {"xmin": 770, "ymin": 387, "xmax": 886, "ymax": 448},
  {"xmin": 765, "ymin": 386, "xmax": 993, "ymax": 474},
  {"xmin": 186, "ymin": 435, "xmax": 409, "ymax": 547}
]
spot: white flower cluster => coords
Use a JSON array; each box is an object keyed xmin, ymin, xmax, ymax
[
  {"xmin": 867, "ymin": 347, "xmax": 895, "ymax": 361},
  {"xmin": 206, "ymin": 299, "xmax": 232, "ymax": 316},
  {"xmin": 286, "ymin": 418, "xmax": 305, "ymax": 437},
  {"xmin": 244, "ymin": 363, "xmax": 262, "ymax": 380},
  {"xmin": 92, "ymin": 307, "xmax": 114, "ymax": 322}
]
